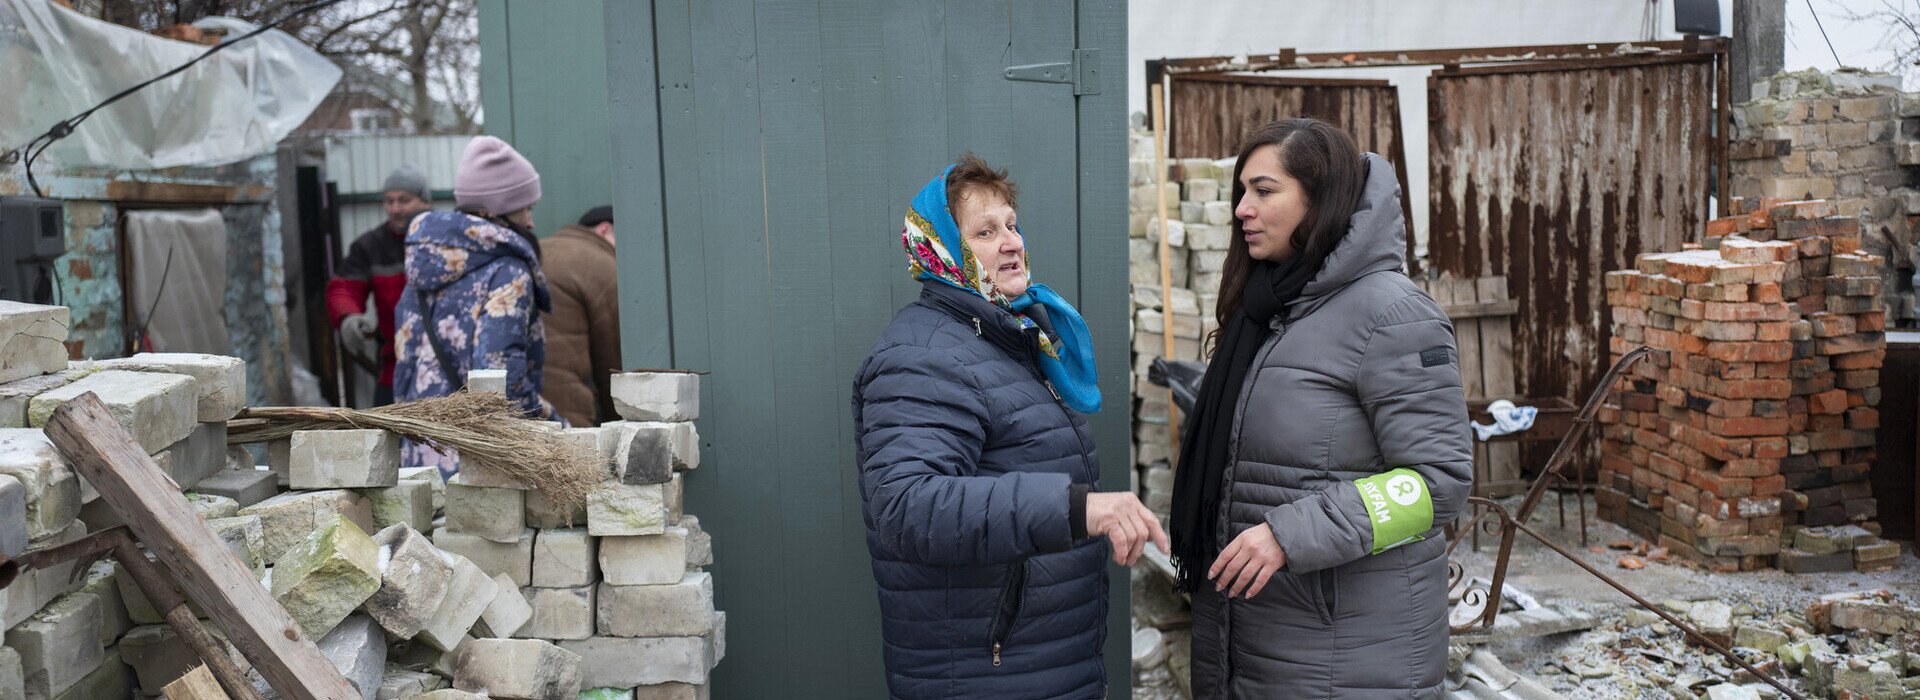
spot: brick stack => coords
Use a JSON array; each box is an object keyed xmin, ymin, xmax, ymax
[
  {"xmin": 1126, "ymin": 127, "xmax": 1231, "ymax": 520},
  {"xmin": 1598, "ymin": 199, "xmax": 1886, "ymax": 572},
  {"xmin": 0, "ymin": 299, "xmax": 727, "ymax": 698}
]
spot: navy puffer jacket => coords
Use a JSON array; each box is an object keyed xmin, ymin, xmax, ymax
[{"xmin": 852, "ymin": 281, "xmax": 1108, "ymax": 700}]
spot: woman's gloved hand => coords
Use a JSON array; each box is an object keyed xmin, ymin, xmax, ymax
[{"xmin": 340, "ymin": 310, "xmax": 378, "ymax": 339}]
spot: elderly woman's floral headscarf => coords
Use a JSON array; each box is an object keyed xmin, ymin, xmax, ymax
[{"xmin": 900, "ymin": 163, "xmax": 1101, "ymax": 414}]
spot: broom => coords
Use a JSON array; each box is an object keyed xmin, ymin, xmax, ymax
[{"xmin": 227, "ymin": 392, "xmax": 604, "ymax": 511}]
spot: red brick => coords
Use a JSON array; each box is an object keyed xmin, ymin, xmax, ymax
[
  {"xmin": 1832, "ymin": 236, "xmax": 1862, "ymax": 254},
  {"xmin": 1775, "ymin": 217, "xmax": 1861, "ymax": 240},
  {"xmin": 1705, "ymin": 415, "xmax": 1790, "ymax": 436},
  {"xmin": 1817, "ymin": 333, "xmax": 1882, "ymax": 355},
  {"xmin": 1810, "ymin": 414, "xmax": 1845, "ymax": 432},
  {"xmin": 1704, "ymin": 341, "xmax": 1793, "ymax": 363},
  {"xmin": 1837, "ymin": 369, "xmax": 1879, "ymax": 389},
  {"xmin": 1794, "ymin": 235, "xmax": 1833, "ymax": 258},
  {"xmin": 1833, "ymin": 349, "xmax": 1884, "ymax": 370},
  {"xmin": 1825, "ymin": 276, "xmax": 1883, "ymax": 297},
  {"xmin": 1719, "ymin": 237, "xmax": 1798, "ymax": 264},
  {"xmin": 1830, "ymin": 253, "xmax": 1884, "ymax": 277},
  {"xmin": 1684, "ymin": 282, "xmax": 1749, "ymax": 302},
  {"xmin": 1751, "ymin": 283, "xmax": 1784, "ymax": 303},
  {"xmin": 1806, "ymin": 430, "xmax": 1873, "ymax": 451},
  {"xmin": 1705, "ymin": 216, "xmax": 1749, "ymax": 237},
  {"xmin": 1691, "ymin": 320, "xmax": 1756, "ymax": 341},
  {"xmin": 1720, "ymin": 458, "xmax": 1778, "ymax": 477},
  {"xmin": 1702, "ymin": 302, "xmax": 1792, "ymax": 322},
  {"xmin": 1809, "ymin": 389, "xmax": 1849, "ymax": 414},
  {"xmin": 1768, "ymin": 200, "xmax": 1837, "ymax": 223},
  {"xmin": 1649, "ymin": 452, "xmax": 1687, "ymax": 479},
  {"xmin": 1847, "ymin": 407, "xmax": 1880, "ymax": 430},
  {"xmin": 1754, "ymin": 362, "xmax": 1792, "ymax": 379},
  {"xmin": 1711, "ymin": 378, "xmax": 1792, "ymax": 399},
  {"xmin": 1857, "ymin": 313, "xmax": 1885, "ymax": 331},
  {"xmin": 1751, "ymin": 437, "xmax": 1789, "ymax": 458}
]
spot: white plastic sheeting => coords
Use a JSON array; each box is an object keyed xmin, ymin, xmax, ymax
[
  {"xmin": 0, "ymin": 0, "xmax": 341, "ymax": 169},
  {"xmin": 125, "ymin": 208, "xmax": 230, "ymax": 354}
]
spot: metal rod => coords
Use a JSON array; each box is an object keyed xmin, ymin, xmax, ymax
[{"xmin": 1510, "ymin": 520, "xmax": 1805, "ymax": 700}]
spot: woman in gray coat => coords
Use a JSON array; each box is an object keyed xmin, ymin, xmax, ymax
[{"xmin": 1171, "ymin": 119, "xmax": 1473, "ymax": 698}]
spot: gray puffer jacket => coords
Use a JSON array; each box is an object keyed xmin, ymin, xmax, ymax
[{"xmin": 1189, "ymin": 153, "xmax": 1472, "ymax": 699}]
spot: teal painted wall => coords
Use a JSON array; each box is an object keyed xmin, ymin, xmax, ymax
[
  {"xmin": 478, "ymin": 0, "xmax": 612, "ymax": 234},
  {"xmin": 489, "ymin": 2, "xmax": 1129, "ymax": 696}
]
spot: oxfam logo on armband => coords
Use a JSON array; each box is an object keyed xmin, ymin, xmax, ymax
[{"xmin": 1386, "ymin": 474, "xmax": 1423, "ymax": 507}]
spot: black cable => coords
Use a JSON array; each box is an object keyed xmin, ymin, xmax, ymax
[
  {"xmin": 17, "ymin": 0, "xmax": 353, "ymax": 197},
  {"xmin": 1805, "ymin": 0, "xmax": 1845, "ymax": 69}
]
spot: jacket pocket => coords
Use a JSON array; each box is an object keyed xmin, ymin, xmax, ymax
[
  {"xmin": 987, "ymin": 559, "xmax": 1029, "ymax": 667},
  {"xmin": 1317, "ymin": 568, "xmax": 1339, "ymax": 624}
]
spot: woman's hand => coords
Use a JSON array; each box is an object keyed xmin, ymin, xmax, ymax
[
  {"xmin": 1209, "ymin": 523, "xmax": 1287, "ymax": 598},
  {"xmin": 1085, "ymin": 492, "xmax": 1170, "ymax": 566}
]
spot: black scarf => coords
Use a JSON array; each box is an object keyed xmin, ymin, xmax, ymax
[{"xmin": 1169, "ymin": 255, "xmax": 1319, "ymax": 591}]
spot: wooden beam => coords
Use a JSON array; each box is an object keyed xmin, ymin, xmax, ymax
[
  {"xmin": 164, "ymin": 666, "xmax": 231, "ymax": 700},
  {"xmin": 104, "ymin": 180, "xmax": 273, "ymax": 204},
  {"xmin": 43, "ymin": 393, "xmax": 360, "ymax": 700},
  {"xmin": 1439, "ymin": 299, "xmax": 1519, "ymax": 320}
]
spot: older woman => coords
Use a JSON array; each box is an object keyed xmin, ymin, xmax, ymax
[{"xmin": 852, "ymin": 154, "xmax": 1166, "ymax": 699}]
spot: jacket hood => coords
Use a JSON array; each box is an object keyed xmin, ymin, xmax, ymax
[
  {"xmin": 1297, "ymin": 152, "xmax": 1408, "ymax": 308},
  {"xmin": 405, "ymin": 210, "xmax": 544, "ymax": 295}
]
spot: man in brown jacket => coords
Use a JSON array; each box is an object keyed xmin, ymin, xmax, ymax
[{"xmin": 541, "ymin": 205, "xmax": 622, "ymax": 426}]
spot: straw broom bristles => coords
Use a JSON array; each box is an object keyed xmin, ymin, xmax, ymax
[{"xmin": 227, "ymin": 392, "xmax": 603, "ymax": 510}]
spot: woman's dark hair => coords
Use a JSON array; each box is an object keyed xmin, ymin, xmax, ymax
[{"xmin": 1207, "ymin": 118, "xmax": 1367, "ymax": 354}]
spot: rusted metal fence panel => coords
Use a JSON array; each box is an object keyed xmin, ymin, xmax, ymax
[
  {"xmin": 1427, "ymin": 56, "xmax": 1716, "ymax": 408},
  {"xmin": 1167, "ymin": 73, "xmax": 1415, "ymax": 259}
]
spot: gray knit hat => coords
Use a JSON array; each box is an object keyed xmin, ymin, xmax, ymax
[{"xmin": 383, "ymin": 164, "xmax": 430, "ymax": 201}]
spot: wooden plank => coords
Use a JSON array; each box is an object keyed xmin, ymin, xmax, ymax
[
  {"xmin": 43, "ymin": 394, "xmax": 358, "ymax": 700},
  {"xmin": 1438, "ymin": 299, "xmax": 1519, "ymax": 320},
  {"xmin": 1477, "ymin": 276, "xmax": 1523, "ymax": 493},
  {"xmin": 164, "ymin": 666, "xmax": 231, "ymax": 700},
  {"xmin": 1444, "ymin": 279, "xmax": 1485, "ymax": 399}
]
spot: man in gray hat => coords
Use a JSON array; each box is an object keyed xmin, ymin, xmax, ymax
[{"xmin": 326, "ymin": 163, "xmax": 433, "ymax": 405}]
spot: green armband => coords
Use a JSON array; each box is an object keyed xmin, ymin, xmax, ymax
[{"xmin": 1352, "ymin": 468, "xmax": 1432, "ymax": 554}]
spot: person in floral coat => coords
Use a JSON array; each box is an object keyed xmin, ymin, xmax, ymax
[{"xmin": 393, "ymin": 135, "xmax": 559, "ymax": 474}]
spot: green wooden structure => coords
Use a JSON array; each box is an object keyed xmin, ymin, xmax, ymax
[
  {"xmin": 483, "ymin": 2, "xmax": 1129, "ymax": 696},
  {"xmin": 477, "ymin": 0, "xmax": 613, "ymax": 234}
]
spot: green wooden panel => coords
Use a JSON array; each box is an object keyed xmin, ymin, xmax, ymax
[
  {"xmin": 593, "ymin": 1, "xmax": 1129, "ymax": 697},
  {"xmin": 1073, "ymin": 1, "xmax": 1135, "ymax": 688},
  {"xmin": 602, "ymin": 0, "xmax": 673, "ymax": 368},
  {"xmin": 479, "ymin": 0, "xmax": 612, "ymax": 235}
]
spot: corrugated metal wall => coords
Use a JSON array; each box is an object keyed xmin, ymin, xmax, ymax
[
  {"xmin": 323, "ymin": 135, "xmax": 469, "ymax": 238},
  {"xmin": 1426, "ymin": 56, "xmax": 1715, "ymax": 405}
]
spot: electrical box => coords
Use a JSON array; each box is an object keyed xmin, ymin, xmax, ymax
[
  {"xmin": 0, "ymin": 197, "xmax": 66, "ymax": 305},
  {"xmin": 1674, "ymin": 0, "xmax": 1721, "ymax": 36}
]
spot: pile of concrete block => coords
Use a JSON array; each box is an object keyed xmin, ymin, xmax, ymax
[
  {"xmin": 425, "ymin": 369, "xmax": 724, "ymax": 699},
  {"xmin": 1596, "ymin": 199, "xmax": 1886, "ymax": 572},
  {"xmin": 0, "ymin": 300, "xmax": 726, "ymax": 699},
  {"xmin": 1126, "ymin": 128, "xmax": 1233, "ymax": 519},
  {"xmin": 1729, "ymin": 68, "xmax": 1920, "ymax": 324}
]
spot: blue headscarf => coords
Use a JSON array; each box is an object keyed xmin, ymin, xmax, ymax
[{"xmin": 900, "ymin": 164, "xmax": 1101, "ymax": 413}]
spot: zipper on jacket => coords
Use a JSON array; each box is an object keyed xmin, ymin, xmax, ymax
[{"xmin": 987, "ymin": 559, "xmax": 1029, "ymax": 667}]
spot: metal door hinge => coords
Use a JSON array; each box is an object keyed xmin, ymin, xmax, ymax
[{"xmin": 1004, "ymin": 48, "xmax": 1100, "ymax": 95}]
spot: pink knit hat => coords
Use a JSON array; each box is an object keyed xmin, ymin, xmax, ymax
[{"xmin": 454, "ymin": 136, "xmax": 542, "ymax": 215}]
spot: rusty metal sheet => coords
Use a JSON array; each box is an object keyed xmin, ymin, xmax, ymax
[
  {"xmin": 1168, "ymin": 73, "xmax": 1404, "ymax": 161},
  {"xmin": 1168, "ymin": 74, "xmax": 1415, "ymax": 265},
  {"xmin": 1427, "ymin": 57, "xmax": 1715, "ymax": 408}
]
